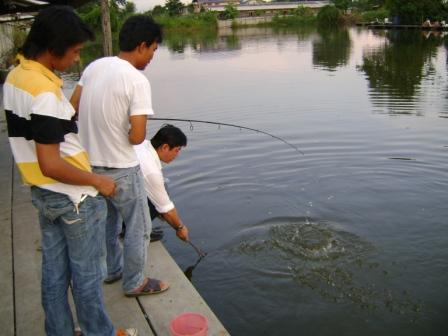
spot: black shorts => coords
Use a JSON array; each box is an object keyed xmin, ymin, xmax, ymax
[{"xmin": 147, "ymin": 198, "xmax": 160, "ymax": 220}]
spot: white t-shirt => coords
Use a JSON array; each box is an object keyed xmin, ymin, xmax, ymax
[
  {"xmin": 134, "ymin": 140, "xmax": 175, "ymax": 213},
  {"xmin": 78, "ymin": 57, "xmax": 154, "ymax": 168}
]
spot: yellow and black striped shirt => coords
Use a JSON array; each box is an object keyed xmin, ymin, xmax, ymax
[{"xmin": 3, "ymin": 59, "xmax": 97, "ymax": 203}]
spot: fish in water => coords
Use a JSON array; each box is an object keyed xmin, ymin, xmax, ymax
[{"xmin": 234, "ymin": 217, "xmax": 422, "ymax": 317}]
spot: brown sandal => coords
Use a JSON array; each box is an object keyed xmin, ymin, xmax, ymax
[{"xmin": 125, "ymin": 278, "xmax": 169, "ymax": 297}]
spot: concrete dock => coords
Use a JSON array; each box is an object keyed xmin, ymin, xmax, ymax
[{"xmin": 0, "ymin": 129, "xmax": 229, "ymax": 335}]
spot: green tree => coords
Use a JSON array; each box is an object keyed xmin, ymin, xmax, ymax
[
  {"xmin": 165, "ymin": 0, "xmax": 185, "ymax": 16},
  {"xmin": 294, "ymin": 5, "xmax": 314, "ymax": 18},
  {"xmin": 317, "ymin": 5, "xmax": 343, "ymax": 27},
  {"xmin": 151, "ymin": 5, "xmax": 166, "ymax": 16},
  {"xmin": 77, "ymin": 0, "xmax": 136, "ymax": 32},
  {"xmin": 332, "ymin": 0, "xmax": 352, "ymax": 12},
  {"xmin": 351, "ymin": 0, "xmax": 388, "ymax": 11},
  {"xmin": 386, "ymin": 0, "xmax": 448, "ymax": 24},
  {"xmin": 150, "ymin": 5, "xmax": 165, "ymax": 16},
  {"xmin": 367, "ymin": 0, "xmax": 387, "ymax": 7},
  {"xmin": 222, "ymin": 3, "xmax": 239, "ymax": 20}
]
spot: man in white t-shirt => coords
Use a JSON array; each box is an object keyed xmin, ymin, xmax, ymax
[
  {"xmin": 134, "ymin": 124, "xmax": 190, "ymax": 241},
  {"xmin": 71, "ymin": 15, "xmax": 168, "ymax": 297}
]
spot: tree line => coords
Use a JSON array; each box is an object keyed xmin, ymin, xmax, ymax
[
  {"xmin": 331, "ymin": 0, "xmax": 448, "ymax": 24},
  {"xmin": 75, "ymin": 0, "xmax": 448, "ymax": 33}
]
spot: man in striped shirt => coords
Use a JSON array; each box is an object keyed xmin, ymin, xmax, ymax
[{"xmin": 3, "ymin": 6, "xmax": 135, "ymax": 336}]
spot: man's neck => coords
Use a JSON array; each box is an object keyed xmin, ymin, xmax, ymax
[
  {"xmin": 118, "ymin": 51, "xmax": 138, "ymax": 68},
  {"xmin": 34, "ymin": 52, "xmax": 54, "ymax": 72}
]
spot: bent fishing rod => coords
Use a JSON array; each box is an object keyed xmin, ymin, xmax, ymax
[{"xmin": 149, "ymin": 117, "xmax": 304, "ymax": 155}]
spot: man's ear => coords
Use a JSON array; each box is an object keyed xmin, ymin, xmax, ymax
[
  {"xmin": 161, "ymin": 143, "xmax": 170, "ymax": 151},
  {"xmin": 137, "ymin": 42, "xmax": 147, "ymax": 53}
]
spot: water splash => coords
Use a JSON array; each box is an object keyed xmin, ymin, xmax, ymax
[
  {"xmin": 237, "ymin": 217, "xmax": 372, "ymax": 261},
  {"xmin": 234, "ymin": 217, "xmax": 422, "ymax": 319}
]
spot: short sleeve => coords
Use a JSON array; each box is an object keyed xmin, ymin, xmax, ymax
[
  {"xmin": 30, "ymin": 92, "xmax": 76, "ymax": 144},
  {"xmin": 129, "ymin": 79, "xmax": 154, "ymax": 116},
  {"xmin": 77, "ymin": 62, "xmax": 92, "ymax": 87},
  {"xmin": 30, "ymin": 114, "xmax": 65, "ymax": 144}
]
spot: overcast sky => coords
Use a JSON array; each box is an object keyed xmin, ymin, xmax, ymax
[{"xmin": 132, "ymin": 0, "xmax": 190, "ymax": 12}]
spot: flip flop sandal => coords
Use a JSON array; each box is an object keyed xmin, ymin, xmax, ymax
[
  {"xmin": 125, "ymin": 278, "xmax": 169, "ymax": 297},
  {"xmin": 150, "ymin": 231, "xmax": 164, "ymax": 242}
]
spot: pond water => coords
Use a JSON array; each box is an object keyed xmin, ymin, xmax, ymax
[
  {"xmin": 2, "ymin": 25, "xmax": 447, "ymax": 335},
  {"xmin": 143, "ymin": 26, "xmax": 448, "ymax": 336}
]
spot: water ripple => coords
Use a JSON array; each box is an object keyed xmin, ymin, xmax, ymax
[{"xmin": 232, "ymin": 217, "xmax": 422, "ymax": 317}]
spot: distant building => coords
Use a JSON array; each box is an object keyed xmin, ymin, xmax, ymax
[
  {"xmin": 241, "ymin": 0, "xmax": 266, "ymax": 4},
  {"xmin": 193, "ymin": 0, "xmax": 240, "ymax": 10},
  {"xmin": 194, "ymin": 0, "xmax": 330, "ymax": 17}
]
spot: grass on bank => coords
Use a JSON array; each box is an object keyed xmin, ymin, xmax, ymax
[
  {"xmin": 264, "ymin": 8, "xmax": 317, "ymax": 28},
  {"xmin": 154, "ymin": 12, "xmax": 218, "ymax": 32}
]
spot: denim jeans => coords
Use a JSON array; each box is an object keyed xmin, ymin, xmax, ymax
[
  {"xmin": 93, "ymin": 165, "xmax": 151, "ymax": 293},
  {"xmin": 30, "ymin": 187, "xmax": 115, "ymax": 336}
]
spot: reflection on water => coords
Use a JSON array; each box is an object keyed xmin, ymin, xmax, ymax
[
  {"xmin": 156, "ymin": 26, "xmax": 448, "ymax": 119},
  {"xmin": 313, "ymin": 27, "xmax": 351, "ymax": 71},
  {"xmin": 163, "ymin": 26, "xmax": 317, "ymax": 55},
  {"xmin": 236, "ymin": 217, "xmax": 422, "ymax": 319},
  {"xmin": 147, "ymin": 27, "xmax": 448, "ymax": 334},
  {"xmin": 359, "ymin": 30, "xmax": 442, "ymax": 115},
  {"xmin": 75, "ymin": 25, "xmax": 448, "ymax": 120},
  {"xmin": 164, "ymin": 30, "xmax": 223, "ymax": 54}
]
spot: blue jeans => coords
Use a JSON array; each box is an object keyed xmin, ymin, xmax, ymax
[
  {"xmin": 31, "ymin": 187, "xmax": 115, "ymax": 336},
  {"xmin": 93, "ymin": 165, "xmax": 151, "ymax": 293}
]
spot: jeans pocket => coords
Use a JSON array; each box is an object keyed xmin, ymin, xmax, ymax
[
  {"xmin": 31, "ymin": 187, "xmax": 73, "ymax": 221},
  {"xmin": 114, "ymin": 173, "xmax": 140, "ymax": 202},
  {"xmin": 61, "ymin": 206, "xmax": 88, "ymax": 240}
]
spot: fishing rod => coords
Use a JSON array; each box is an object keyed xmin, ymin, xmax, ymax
[
  {"xmin": 184, "ymin": 240, "xmax": 207, "ymax": 281},
  {"xmin": 187, "ymin": 240, "xmax": 207, "ymax": 259},
  {"xmin": 149, "ymin": 117, "xmax": 304, "ymax": 155}
]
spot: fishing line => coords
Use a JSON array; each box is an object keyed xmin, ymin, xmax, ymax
[{"xmin": 149, "ymin": 117, "xmax": 304, "ymax": 155}]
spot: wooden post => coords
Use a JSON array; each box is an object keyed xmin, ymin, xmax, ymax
[{"xmin": 100, "ymin": 0, "xmax": 113, "ymax": 56}]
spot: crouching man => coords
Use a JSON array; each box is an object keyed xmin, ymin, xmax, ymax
[{"xmin": 135, "ymin": 124, "xmax": 190, "ymax": 241}]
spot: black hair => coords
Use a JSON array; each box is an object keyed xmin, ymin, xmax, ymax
[
  {"xmin": 151, "ymin": 124, "xmax": 187, "ymax": 149},
  {"xmin": 119, "ymin": 15, "xmax": 163, "ymax": 52},
  {"xmin": 22, "ymin": 6, "xmax": 94, "ymax": 59}
]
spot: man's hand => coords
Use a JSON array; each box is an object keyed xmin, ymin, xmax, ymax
[
  {"xmin": 93, "ymin": 174, "xmax": 116, "ymax": 197},
  {"xmin": 161, "ymin": 208, "xmax": 189, "ymax": 240},
  {"xmin": 176, "ymin": 226, "xmax": 189, "ymax": 241}
]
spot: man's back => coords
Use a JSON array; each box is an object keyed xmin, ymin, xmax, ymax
[{"xmin": 78, "ymin": 56, "xmax": 154, "ymax": 168}]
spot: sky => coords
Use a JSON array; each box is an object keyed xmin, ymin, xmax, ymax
[
  {"xmin": 132, "ymin": 0, "xmax": 161, "ymax": 11},
  {"xmin": 132, "ymin": 0, "xmax": 190, "ymax": 12}
]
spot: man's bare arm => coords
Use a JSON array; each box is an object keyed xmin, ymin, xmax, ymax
[
  {"xmin": 129, "ymin": 115, "xmax": 147, "ymax": 144},
  {"xmin": 36, "ymin": 142, "xmax": 116, "ymax": 197}
]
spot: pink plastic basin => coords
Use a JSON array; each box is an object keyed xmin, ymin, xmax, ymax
[{"xmin": 169, "ymin": 312, "xmax": 208, "ymax": 336}]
